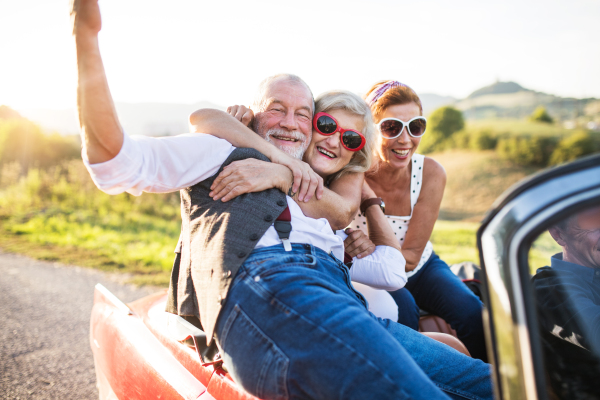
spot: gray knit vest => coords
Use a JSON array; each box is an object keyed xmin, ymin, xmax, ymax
[{"xmin": 165, "ymin": 148, "xmax": 287, "ymax": 341}]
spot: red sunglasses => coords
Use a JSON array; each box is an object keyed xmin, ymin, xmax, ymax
[{"xmin": 313, "ymin": 112, "xmax": 366, "ymax": 152}]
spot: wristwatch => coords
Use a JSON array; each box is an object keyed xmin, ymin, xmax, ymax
[{"xmin": 360, "ymin": 197, "xmax": 385, "ymax": 215}]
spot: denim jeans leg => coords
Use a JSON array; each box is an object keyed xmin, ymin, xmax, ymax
[
  {"xmin": 407, "ymin": 253, "xmax": 488, "ymax": 362},
  {"xmin": 215, "ymin": 244, "xmax": 453, "ymax": 400},
  {"xmin": 388, "ymin": 287, "xmax": 421, "ymax": 330},
  {"xmin": 379, "ymin": 318, "xmax": 493, "ymax": 400}
]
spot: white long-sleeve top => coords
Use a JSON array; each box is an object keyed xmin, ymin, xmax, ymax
[
  {"xmin": 336, "ymin": 231, "xmax": 407, "ymax": 291},
  {"xmin": 83, "ymin": 132, "xmax": 405, "ymax": 290}
]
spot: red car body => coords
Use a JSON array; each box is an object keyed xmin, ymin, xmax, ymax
[
  {"xmin": 90, "ymin": 283, "xmax": 468, "ymax": 400},
  {"xmin": 91, "ymin": 284, "xmax": 257, "ymax": 400}
]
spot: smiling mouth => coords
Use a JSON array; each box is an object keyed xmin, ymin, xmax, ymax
[
  {"xmin": 317, "ymin": 146, "xmax": 336, "ymax": 159},
  {"xmin": 391, "ymin": 149, "xmax": 410, "ymax": 157},
  {"xmin": 272, "ymin": 134, "xmax": 300, "ymax": 143}
]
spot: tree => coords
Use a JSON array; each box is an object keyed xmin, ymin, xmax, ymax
[
  {"xmin": 419, "ymin": 106, "xmax": 464, "ymax": 153},
  {"xmin": 428, "ymin": 106, "xmax": 465, "ymax": 139},
  {"xmin": 529, "ymin": 106, "xmax": 553, "ymax": 124},
  {"xmin": 549, "ymin": 131, "xmax": 597, "ymax": 165}
]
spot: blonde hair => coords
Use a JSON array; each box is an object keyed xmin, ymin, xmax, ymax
[{"xmin": 315, "ymin": 90, "xmax": 378, "ymax": 181}]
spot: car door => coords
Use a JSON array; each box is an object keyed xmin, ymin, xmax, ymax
[{"xmin": 477, "ymin": 154, "xmax": 600, "ymax": 400}]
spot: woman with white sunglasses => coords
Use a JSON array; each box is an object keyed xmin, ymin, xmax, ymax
[{"xmin": 350, "ymin": 80, "xmax": 488, "ymax": 362}]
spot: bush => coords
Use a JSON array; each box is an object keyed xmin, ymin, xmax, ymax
[
  {"xmin": 549, "ymin": 131, "xmax": 598, "ymax": 165},
  {"xmin": 450, "ymin": 129, "xmax": 470, "ymax": 149},
  {"xmin": 469, "ymin": 129, "xmax": 497, "ymax": 150},
  {"xmin": 529, "ymin": 106, "xmax": 553, "ymax": 124},
  {"xmin": 0, "ymin": 119, "xmax": 80, "ymax": 170},
  {"xmin": 497, "ymin": 136, "xmax": 558, "ymax": 166},
  {"xmin": 429, "ymin": 106, "xmax": 465, "ymax": 138},
  {"xmin": 421, "ymin": 106, "xmax": 465, "ymax": 153}
]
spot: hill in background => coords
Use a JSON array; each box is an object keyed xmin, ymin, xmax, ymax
[{"xmin": 455, "ymin": 81, "xmax": 599, "ymax": 126}]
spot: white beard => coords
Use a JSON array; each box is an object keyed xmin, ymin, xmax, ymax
[{"xmin": 263, "ymin": 128, "xmax": 308, "ymax": 160}]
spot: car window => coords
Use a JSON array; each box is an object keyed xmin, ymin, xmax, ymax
[{"xmin": 527, "ymin": 203, "xmax": 600, "ymax": 399}]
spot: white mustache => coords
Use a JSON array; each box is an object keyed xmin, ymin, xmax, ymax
[{"xmin": 264, "ymin": 128, "xmax": 309, "ymax": 160}]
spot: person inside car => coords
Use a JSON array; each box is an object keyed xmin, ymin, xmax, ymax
[
  {"xmin": 71, "ymin": 1, "xmax": 493, "ymax": 398},
  {"xmin": 532, "ymin": 205, "xmax": 600, "ymax": 398},
  {"xmin": 535, "ymin": 205, "xmax": 600, "ymax": 350}
]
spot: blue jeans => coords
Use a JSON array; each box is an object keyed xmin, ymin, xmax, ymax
[
  {"xmin": 215, "ymin": 244, "xmax": 492, "ymax": 400},
  {"xmin": 389, "ymin": 252, "xmax": 487, "ymax": 362}
]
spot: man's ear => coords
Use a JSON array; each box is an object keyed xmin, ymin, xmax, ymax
[{"xmin": 548, "ymin": 226, "xmax": 567, "ymax": 247}]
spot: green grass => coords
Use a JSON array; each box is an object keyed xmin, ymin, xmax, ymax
[
  {"xmin": 430, "ymin": 150, "xmax": 539, "ymax": 221},
  {"xmin": 430, "ymin": 220, "xmax": 479, "ymax": 265},
  {"xmin": 0, "ymin": 161, "xmax": 180, "ymax": 286},
  {"xmin": 0, "ymin": 154, "xmax": 557, "ymax": 284}
]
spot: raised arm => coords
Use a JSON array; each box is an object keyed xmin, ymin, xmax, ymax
[
  {"xmin": 71, "ymin": 0, "xmax": 124, "ymax": 164},
  {"xmin": 71, "ymin": 0, "xmax": 235, "ymax": 196}
]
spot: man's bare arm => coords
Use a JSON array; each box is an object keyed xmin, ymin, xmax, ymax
[{"xmin": 71, "ymin": 0, "xmax": 124, "ymax": 164}]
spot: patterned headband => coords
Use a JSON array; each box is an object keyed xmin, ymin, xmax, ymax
[{"xmin": 365, "ymin": 80, "xmax": 409, "ymax": 106}]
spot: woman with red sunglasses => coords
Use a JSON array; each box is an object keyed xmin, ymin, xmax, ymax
[
  {"xmin": 349, "ymin": 80, "xmax": 487, "ymax": 362},
  {"xmin": 190, "ymin": 90, "xmax": 410, "ymax": 298}
]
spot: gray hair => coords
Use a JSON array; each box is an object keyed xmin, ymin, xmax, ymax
[
  {"xmin": 315, "ymin": 90, "xmax": 378, "ymax": 181},
  {"xmin": 250, "ymin": 74, "xmax": 315, "ymax": 114}
]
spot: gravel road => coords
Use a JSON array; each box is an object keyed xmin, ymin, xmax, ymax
[{"xmin": 0, "ymin": 251, "xmax": 162, "ymax": 400}]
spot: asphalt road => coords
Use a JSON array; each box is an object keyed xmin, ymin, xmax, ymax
[{"xmin": 0, "ymin": 251, "xmax": 161, "ymax": 400}]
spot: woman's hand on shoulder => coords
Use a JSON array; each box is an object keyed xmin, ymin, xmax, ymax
[{"xmin": 226, "ymin": 105, "xmax": 254, "ymax": 128}]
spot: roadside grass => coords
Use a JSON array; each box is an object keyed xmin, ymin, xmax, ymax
[
  {"xmin": 0, "ymin": 152, "xmax": 553, "ymax": 284},
  {"xmin": 0, "ymin": 161, "xmax": 179, "ymax": 287},
  {"xmin": 430, "ymin": 150, "xmax": 539, "ymax": 221}
]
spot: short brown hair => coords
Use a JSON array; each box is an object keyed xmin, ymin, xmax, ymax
[{"xmin": 365, "ymin": 80, "xmax": 423, "ymax": 122}]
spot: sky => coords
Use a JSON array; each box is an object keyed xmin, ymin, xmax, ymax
[{"xmin": 1, "ymin": 0, "xmax": 599, "ymax": 111}]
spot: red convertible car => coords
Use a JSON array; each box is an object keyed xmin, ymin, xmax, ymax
[{"xmin": 91, "ymin": 154, "xmax": 600, "ymax": 400}]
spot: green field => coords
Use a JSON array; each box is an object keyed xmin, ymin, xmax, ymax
[
  {"xmin": 0, "ymin": 161, "xmax": 180, "ymax": 286},
  {"xmin": 0, "ymin": 149, "xmax": 560, "ymax": 286}
]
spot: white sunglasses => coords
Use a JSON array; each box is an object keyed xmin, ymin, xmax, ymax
[{"xmin": 377, "ymin": 117, "xmax": 427, "ymax": 139}]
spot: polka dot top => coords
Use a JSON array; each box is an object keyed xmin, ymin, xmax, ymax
[{"xmin": 350, "ymin": 153, "xmax": 433, "ymax": 278}]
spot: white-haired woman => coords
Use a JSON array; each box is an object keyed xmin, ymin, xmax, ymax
[{"xmin": 190, "ymin": 90, "xmax": 407, "ymax": 307}]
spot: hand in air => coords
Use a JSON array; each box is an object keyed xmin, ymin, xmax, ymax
[
  {"xmin": 227, "ymin": 105, "xmax": 254, "ymax": 128},
  {"xmin": 268, "ymin": 150, "xmax": 324, "ymax": 202},
  {"xmin": 70, "ymin": 0, "xmax": 102, "ymax": 35},
  {"xmin": 344, "ymin": 228, "xmax": 376, "ymax": 259},
  {"xmin": 210, "ymin": 159, "xmax": 291, "ymax": 202}
]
